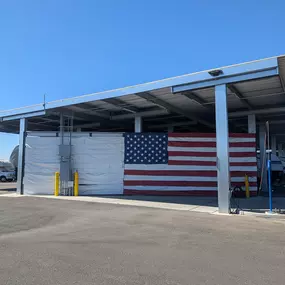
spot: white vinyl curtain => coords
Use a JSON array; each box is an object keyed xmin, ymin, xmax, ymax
[{"xmin": 24, "ymin": 132, "xmax": 124, "ymax": 195}]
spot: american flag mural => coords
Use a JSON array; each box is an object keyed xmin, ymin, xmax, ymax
[{"xmin": 123, "ymin": 133, "xmax": 257, "ymax": 196}]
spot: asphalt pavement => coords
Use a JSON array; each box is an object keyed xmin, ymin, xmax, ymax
[
  {"xmin": 0, "ymin": 182, "xmax": 16, "ymax": 192},
  {"xmin": 0, "ymin": 196, "xmax": 284, "ymax": 285}
]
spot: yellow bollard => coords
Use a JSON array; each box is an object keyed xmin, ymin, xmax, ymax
[
  {"xmin": 54, "ymin": 172, "xmax": 60, "ymax": 196},
  {"xmin": 74, "ymin": 171, "xmax": 79, "ymax": 196},
  {"xmin": 245, "ymin": 174, "xmax": 250, "ymax": 198}
]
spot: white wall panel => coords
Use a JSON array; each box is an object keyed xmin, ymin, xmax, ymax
[
  {"xmin": 24, "ymin": 136, "xmax": 60, "ymax": 195},
  {"xmin": 24, "ymin": 132, "xmax": 124, "ymax": 195},
  {"xmin": 72, "ymin": 135, "xmax": 124, "ymax": 195}
]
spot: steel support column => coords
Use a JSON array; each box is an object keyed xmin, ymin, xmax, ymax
[
  {"xmin": 215, "ymin": 84, "xmax": 230, "ymax": 213},
  {"xmin": 259, "ymin": 124, "xmax": 268, "ymax": 192},
  {"xmin": 17, "ymin": 118, "xmax": 27, "ymax": 194},
  {"xmin": 135, "ymin": 116, "xmax": 142, "ymax": 132},
  {"xmin": 271, "ymin": 136, "xmax": 276, "ymax": 155},
  {"xmin": 248, "ymin": 114, "xmax": 256, "ymax": 134}
]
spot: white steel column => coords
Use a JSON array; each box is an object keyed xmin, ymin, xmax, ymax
[
  {"xmin": 135, "ymin": 116, "xmax": 142, "ymax": 132},
  {"xmin": 259, "ymin": 124, "xmax": 268, "ymax": 192},
  {"xmin": 248, "ymin": 114, "xmax": 256, "ymax": 134},
  {"xmin": 278, "ymin": 143, "xmax": 282, "ymax": 157},
  {"xmin": 215, "ymin": 84, "xmax": 230, "ymax": 213},
  {"xmin": 271, "ymin": 136, "xmax": 276, "ymax": 155},
  {"xmin": 17, "ymin": 118, "xmax": 27, "ymax": 194}
]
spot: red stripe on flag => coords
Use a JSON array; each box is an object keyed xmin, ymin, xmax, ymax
[
  {"xmin": 165, "ymin": 160, "xmax": 256, "ymax": 166},
  {"xmin": 230, "ymin": 133, "xmax": 256, "ymax": 138},
  {"xmin": 169, "ymin": 151, "xmax": 216, "ymax": 157},
  {"xmin": 169, "ymin": 141, "xmax": 216, "ymax": 147},
  {"xmin": 124, "ymin": 180, "xmax": 217, "ymax": 187},
  {"xmin": 230, "ymin": 171, "xmax": 257, "ymax": 177},
  {"xmin": 125, "ymin": 169, "xmax": 257, "ymax": 177},
  {"xmin": 230, "ymin": 142, "xmax": 256, "ymax": 147},
  {"xmin": 232, "ymin": 181, "xmax": 257, "ymax": 187},
  {"xmin": 168, "ymin": 133, "xmax": 216, "ymax": 138},
  {"xmin": 168, "ymin": 133, "xmax": 255, "ymax": 138},
  {"xmin": 124, "ymin": 189, "xmax": 218, "ymax": 196},
  {"xmin": 230, "ymin": 152, "xmax": 256, "ymax": 157},
  {"xmin": 168, "ymin": 160, "xmax": 216, "ymax": 166},
  {"xmin": 124, "ymin": 189, "xmax": 258, "ymax": 196},
  {"xmin": 124, "ymin": 170, "xmax": 217, "ymax": 176},
  {"xmin": 169, "ymin": 151, "xmax": 256, "ymax": 158},
  {"xmin": 169, "ymin": 141, "xmax": 256, "ymax": 148}
]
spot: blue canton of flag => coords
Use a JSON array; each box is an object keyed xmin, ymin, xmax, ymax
[{"xmin": 124, "ymin": 133, "xmax": 168, "ymax": 164}]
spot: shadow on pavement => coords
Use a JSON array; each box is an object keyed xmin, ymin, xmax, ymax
[
  {"xmin": 97, "ymin": 195, "xmax": 218, "ymax": 207},
  {"xmin": 97, "ymin": 194, "xmax": 285, "ymax": 215},
  {"xmin": 0, "ymin": 182, "xmax": 17, "ymax": 193}
]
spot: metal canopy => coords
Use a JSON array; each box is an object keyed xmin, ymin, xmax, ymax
[{"xmin": 1, "ymin": 55, "xmax": 285, "ymax": 136}]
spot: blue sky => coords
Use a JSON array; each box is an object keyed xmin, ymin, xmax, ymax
[{"xmin": 0, "ymin": 0, "xmax": 284, "ymax": 159}]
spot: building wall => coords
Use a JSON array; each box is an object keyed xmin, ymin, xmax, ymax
[{"xmin": 23, "ymin": 132, "xmax": 257, "ymax": 196}]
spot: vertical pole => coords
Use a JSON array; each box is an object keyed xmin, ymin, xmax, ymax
[
  {"xmin": 60, "ymin": 113, "xmax": 64, "ymax": 144},
  {"xmin": 248, "ymin": 114, "xmax": 256, "ymax": 134},
  {"xmin": 278, "ymin": 143, "xmax": 282, "ymax": 157},
  {"xmin": 266, "ymin": 122, "xmax": 273, "ymax": 212},
  {"xmin": 215, "ymin": 84, "xmax": 230, "ymax": 213},
  {"xmin": 259, "ymin": 124, "xmax": 268, "ymax": 192},
  {"xmin": 267, "ymin": 158, "xmax": 273, "ymax": 212},
  {"xmin": 17, "ymin": 118, "xmax": 27, "ymax": 195},
  {"xmin": 271, "ymin": 136, "xmax": 276, "ymax": 155},
  {"xmin": 135, "ymin": 116, "xmax": 142, "ymax": 133}
]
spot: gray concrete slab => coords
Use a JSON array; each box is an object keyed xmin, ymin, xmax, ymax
[{"xmin": 0, "ymin": 196, "xmax": 285, "ymax": 285}]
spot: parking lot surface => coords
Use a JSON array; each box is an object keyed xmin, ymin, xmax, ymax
[
  {"xmin": 0, "ymin": 196, "xmax": 284, "ymax": 285},
  {"xmin": 0, "ymin": 182, "xmax": 16, "ymax": 192}
]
